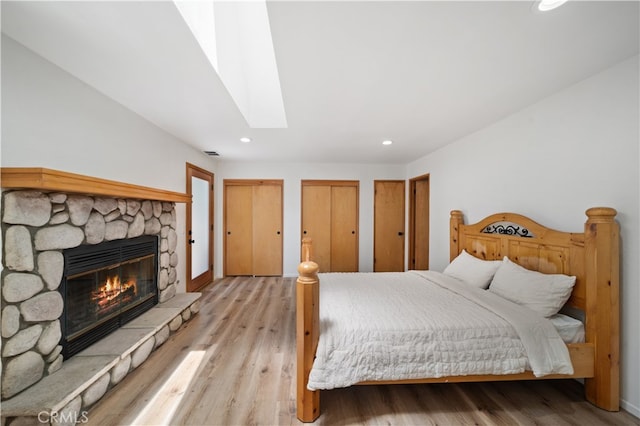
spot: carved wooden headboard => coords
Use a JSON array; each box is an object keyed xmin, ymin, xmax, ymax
[
  {"xmin": 449, "ymin": 208, "xmax": 619, "ymax": 312},
  {"xmin": 450, "ymin": 209, "xmax": 592, "ymax": 310}
]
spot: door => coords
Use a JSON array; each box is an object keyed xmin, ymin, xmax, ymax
[
  {"xmin": 301, "ymin": 180, "xmax": 359, "ymax": 273},
  {"xmin": 374, "ymin": 180, "xmax": 405, "ymax": 272},
  {"xmin": 224, "ymin": 185, "xmax": 253, "ymax": 276},
  {"xmin": 301, "ymin": 185, "xmax": 332, "ymax": 272},
  {"xmin": 186, "ymin": 163, "xmax": 214, "ymax": 292},
  {"xmin": 224, "ymin": 180, "xmax": 283, "ymax": 276},
  {"xmin": 409, "ymin": 174, "xmax": 430, "ymax": 270},
  {"xmin": 330, "ymin": 185, "xmax": 358, "ymax": 272},
  {"xmin": 253, "ymin": 184, "xmax": 283, "ymax": 276}
]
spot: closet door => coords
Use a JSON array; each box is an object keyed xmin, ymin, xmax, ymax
[
  {"xmin": 374, "ymin": 180, "xmax": 405, "ymax": 272},
  {"xmin": 253, "ymin": 184, "xmax": 283, "ymax": 276},
  {"xmin": 331, "ymin": 185, "xmax": 358, "ymax": 272},
  {"xmin": 224, "ymin": 180, "xmax": 284, "ymax": 277},
  {"xmin": 301, "ymin": 180, "xmax": 359, "ymax": 273},
  {"xmin": 224, "ymin": 185, "xmax": 253, "ymax": 276},
  {"xmin": 301, "ymin": 185, "xmax": 332, "ymax": 273}
]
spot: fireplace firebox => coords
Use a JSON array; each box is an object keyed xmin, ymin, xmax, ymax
[{"xmin": 60, "ymin": 235, "xmax": 159, "ymax": 358}]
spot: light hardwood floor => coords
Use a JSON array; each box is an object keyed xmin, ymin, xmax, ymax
[{"xmin": 87, "ymin": 277, "xmax": 639, "ymax": 426}]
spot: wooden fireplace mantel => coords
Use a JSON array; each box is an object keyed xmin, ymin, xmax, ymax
[{"xmin": 0, "ymin": 167, "xmax": 191, "ymax": 203}]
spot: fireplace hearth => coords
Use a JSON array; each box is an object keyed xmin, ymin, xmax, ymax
[{"xmin": 61, "ymin": 236, "xmax": 159, "ymax": 358}]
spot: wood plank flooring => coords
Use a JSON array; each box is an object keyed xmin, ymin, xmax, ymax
[{"xmin": 86, "ymin": 276, "xmax": 639, "ymax": 426}]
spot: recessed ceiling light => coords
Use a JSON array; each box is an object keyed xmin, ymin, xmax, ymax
[
  {"xmin": 382, "ymin": 140, "xmax": 393, "ymax": 146},
  {"xmin": 240, "ymin": 137, "xmax": 252, "ymax": 143},
  {"xmin": 536, "ymin": 0, "xmax": 568, "ymax": 12}
]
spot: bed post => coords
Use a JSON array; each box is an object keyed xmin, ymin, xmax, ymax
[
  {"xmin": 450, "ymin": 210, "xmax": 464, "ymax": 261},
  {"xmin": 297, "ymin": 238, "xmax": 320, "ymax": 422},
  {"xmin": 584, "ymin": 207, "xmax": 619, "ymax": 411}
]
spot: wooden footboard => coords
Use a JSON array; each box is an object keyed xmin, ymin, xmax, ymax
[{"xmin": 296, "ymin": 208, "xmax": 619, "ymax": 422}]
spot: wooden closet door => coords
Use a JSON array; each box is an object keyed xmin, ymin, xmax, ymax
[
  {"xmin": 330, "ymin": 185, "xmax": 358, "ymax": 272},
  {"xmin": 301, "ymin": 185, "xmax": 332, "ymax": 273},
  {"xmin": 225, "ymin": 185, "xmax": 253, "ymax": 276},
  {"xmin": 253, "ymin": 184, "xmax": 283, "ymax": 276},
  {"xmin": 374, "ymin": 180, "xmax": 405, "ymax": 272}
]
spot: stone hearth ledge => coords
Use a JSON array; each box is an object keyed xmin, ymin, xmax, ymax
[{"xmin": 1, "ymin": 292, "xmax": 201, "ymax": 420}]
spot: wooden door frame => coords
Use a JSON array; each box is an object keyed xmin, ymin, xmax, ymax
[
  {"xmin": 373, "ymin": 180, "xmax": 406, "ymax": 272},
  {"xmin": 408, "ymin": 173, "xmax": 430, "ymax": 270},
  {"xmin": 223, "ymin": 179, "xmax": 284, "ymax": 277},
  {"xmin": 186, "ymin": 163, "xmax": 214, "ymax": 292}
]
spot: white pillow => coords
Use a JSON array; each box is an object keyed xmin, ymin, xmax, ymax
[
  {"xmin": 548, "ymin": 314, "xmax": 585, "ymax": 344},
  {"xmin": 443, "ymin": 250, "xmax": 503, "ymax": 289},
  {"xmin": 488, "ymin": 257, "xmax": 576, "ymax": 317}
]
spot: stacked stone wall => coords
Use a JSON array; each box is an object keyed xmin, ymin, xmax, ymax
[{"xmin": 1, "ymin": 190, "xmax": 179, "ymax": 400}]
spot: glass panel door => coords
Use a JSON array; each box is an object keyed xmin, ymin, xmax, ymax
[
  {"xmin": 191, "ymin": 175, "xmax": 210, "ymax": 279},
  {"xmin": 186, "ymin": 163, "xmax": 214, "ymax": 291}
]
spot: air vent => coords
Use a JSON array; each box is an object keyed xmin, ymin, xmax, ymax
[{"xmin": 204, "ymin": 151, "xmax": 220, "ymax": 156}]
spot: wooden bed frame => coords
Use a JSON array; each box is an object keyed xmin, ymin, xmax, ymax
[{"xmin": 296, "ymin": 207, "xmax": 619, "ymax": 422}]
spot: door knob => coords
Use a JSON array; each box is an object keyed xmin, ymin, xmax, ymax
[
  {"xmin": 188, "ymin": 239, "xmax": 195, "ymax": 244},
  {"xmin": 398, "ymin": 232, "xmax": 404, "ymax": 236}
]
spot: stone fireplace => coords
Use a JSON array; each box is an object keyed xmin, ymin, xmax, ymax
[{"xmin": 1, "ymin": 168, "xmax": 201, "ymax": 424}]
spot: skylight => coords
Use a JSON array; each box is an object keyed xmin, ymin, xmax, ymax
[
  {"xmin": 173, "ymin": 1, "xmax": 218, "ymax": 70},
  {"xmin": 174, "ymin": 1, "xmax": 287, "ymax": 128}
]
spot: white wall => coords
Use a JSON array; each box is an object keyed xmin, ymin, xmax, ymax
[
  {"xmin": 407, "ymin": 55, "xmax": 640, "ymax": 416},
  {"xmin": 1, "ymin": 36, "xmax": 219, "ymax": 293},
  {"xmin": 216, "ymin": 161, "xmax": 406, "ymax": 277}
]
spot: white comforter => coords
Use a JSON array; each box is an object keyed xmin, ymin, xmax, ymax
[{"xmin": 307, "ymin": 270, "xmax": 573, "ymax": 390}]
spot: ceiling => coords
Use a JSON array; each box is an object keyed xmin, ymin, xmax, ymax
[{"xmin": 2, "ymin": 1, "xmax": 639, "ymax": 164}]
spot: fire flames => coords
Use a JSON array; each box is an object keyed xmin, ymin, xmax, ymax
[{"xmin": 91, "ymin": 275, "xmax": 137, "ymax": 309}]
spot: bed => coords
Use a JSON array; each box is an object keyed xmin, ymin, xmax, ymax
[{"xmin": 296, "ymin": 208, "xmax": 619, "ymax": 422}]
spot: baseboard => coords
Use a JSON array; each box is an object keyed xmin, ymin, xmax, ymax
[{"xmin": 621, "ymin": 398, "xmax": 640, "ymax": 419}]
